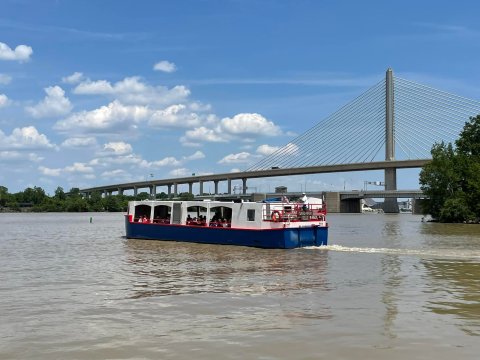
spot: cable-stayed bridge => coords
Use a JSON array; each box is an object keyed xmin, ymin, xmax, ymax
[{"xmin": 79, "ymin": 69, "xmax": 480, "ymax": 212}]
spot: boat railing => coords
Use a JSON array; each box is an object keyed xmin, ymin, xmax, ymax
[{"xmin": 263, "ymin": 203, "xmax": 327, "ymax": 222}]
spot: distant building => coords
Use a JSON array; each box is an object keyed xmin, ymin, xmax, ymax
[{"xmin": 275, "ymin": 186, "xmax": 287, "ymax": 193}]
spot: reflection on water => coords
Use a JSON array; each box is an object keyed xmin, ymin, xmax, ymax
[
  {"xmin": 124, "ymin": 239, "xmax": 330, "ymax": 299},
  {"xmin": 381, "ymin": 254, "xmax": 402, "ymax": 340},
  {"xmin": 423, "ymin": 259, "xmax": 480, "ymax": 336}
]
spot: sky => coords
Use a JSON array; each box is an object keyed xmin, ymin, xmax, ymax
[{"xmin": 1, "ymin": 0, "xmax": 480, "ymax": 195}]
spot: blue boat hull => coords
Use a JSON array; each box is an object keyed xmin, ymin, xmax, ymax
[{"xmin": 125, "ymin": 216, "xmax": 328, "ymax": 249}]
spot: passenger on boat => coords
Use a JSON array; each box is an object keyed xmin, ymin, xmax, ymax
[{"xmin": 301, "ymin": 192, "xmax": 309, "ymax": 211}]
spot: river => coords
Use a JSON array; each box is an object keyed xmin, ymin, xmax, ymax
[{"xmin": 1, "ymin": 212, "xmax": 480, "ymax": 359}]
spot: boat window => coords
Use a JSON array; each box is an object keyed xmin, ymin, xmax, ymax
[
  {"xmin": 134, "ymin": 204, "xmax": 151, "ymax": 222},
  {"xmin": 186, "ymin": 206, "xmax": 208, "ymax": 224},
  {"xmin": 247, "ymin": 209, "xmax": 255, "ymax": 221},
  {"xmin": 210, "ymin": 206, "xmax": 232, "ymax": 223},
  {"xmin": 153, "ymin": 205, "xmax": 171, "ymax": 224}
]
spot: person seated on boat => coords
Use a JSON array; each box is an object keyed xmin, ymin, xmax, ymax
[{"xmin": 187, "ymin": 214, "xmax": 192, "ymax": 224}]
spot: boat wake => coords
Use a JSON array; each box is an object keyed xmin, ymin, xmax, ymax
[{"xmin": 304, "ymin": 244, "xmax": 480, "ymax": 260}]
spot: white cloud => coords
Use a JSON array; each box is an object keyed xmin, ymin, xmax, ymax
[
  {"xmin": 150, "ymin": 157, "xmax": 181, "ymax": 167},
  {"xmin": 61, "ymin": 137, "xmax": 97, "ymax": 148},
  {"xmin": 0, "ymin": 126, "xmax": 55, "ymax": 150},
  {"xmin": 256, "ymin": 144, "xmax": 280, "ymax": 156},
  {"xmin": 279, "ymin": 142, "xmax": 300, "ymax": 155},
  {"xmin": 62, "ymin": 72, "xmax": 84, "ymax": 84},
  {"xmin": 218, "ymin": 152, "xmax": 253, "ymax": 164},
  {"xmin": 54, "ymin": 100, "xmax": 149, "ymax": 133},
  {"xmin": 182, "ymin": 126, "xmax": 228, "ymax": 144},
  {"xmin": 179, "ymin": 112, "xmax": 282, "ymax": 146},
  {"xmin": 38, "ymin": 166, "xmax": 62, "ymax": 176},
  {"xmin": 74, "ymin": 79, "xmax": 112, "ymax": 94},
  {"xmin": 101, "ymin": 169, "xmax": 129, "ymax": 178},
  {"xmin": 221, "ymin": 113, "xmax": 282, "ymax": 136},
  {"xmin": 0, "ymin": 74, "xmax": 12, "ymax": 85},
  {"xmin": 168, "ymin": 167, "xmax": 190, "ymax": 177},
  {"xmin": 153, "ymin": 60, "xmax": 177, "ymax": 73},
  {"xmin": 65, "ymin": 162, "xmax": 94, "ymax": 174},
  {"xmin": 184, "ymin": 150, "xmax": 205, "ymax": 161},
  {"xmin": 89, "ymin": 153, "xmax": 144, "ymax": 167},
  {"xmin": 0, "ymin": 42, "xmax": 33, "ymax": 62},
  {"xmin": 0, "ymin": 151, "xmax": 43, "ymax": 163},
  {"xmin": 73, "ymin": 76, "xmax": 189, "ymax": 105},
  {"xmin": 39, "ymin": 162, "xmax": 97, "ymax": 178},
  {"xmin": 189, "ymin": 102, "xmax": 212, "ymax": 112},
  {"xmin": 103, "ymin": 141, "xmax": 133, "ymax": 155},
  {"xmin": 149, "ymin": 104, "xmax": 202, "ymax": 128},
  {"xmin": 26, "ymin": 86, "xmax": 73, "ymax": 118},
  {"xmin": 0, "ymin": 94, "xmax": 11, "ymax": 108}
]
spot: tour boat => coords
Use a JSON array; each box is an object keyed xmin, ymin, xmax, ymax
[{"xmin": 125, "ymin": 197, "xmax": 328, "ymax": 249}]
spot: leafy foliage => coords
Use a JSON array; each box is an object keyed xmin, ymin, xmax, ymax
[
  {"xmin": 0, "ymin": 185, "xmax": 185, "ymax": 213},
  {"xmin": 420, "ymin": 114, "xmax": 480, "ymax": 222}
]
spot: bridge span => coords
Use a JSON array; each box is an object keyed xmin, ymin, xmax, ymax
[{"xmin": 79, "ymin": 159, "xmax": 429, "ymax": 198}]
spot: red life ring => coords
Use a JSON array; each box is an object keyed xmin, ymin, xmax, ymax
[{"xmin": 271, "ymin": 211, "xmax": 281, "ymax": 222}]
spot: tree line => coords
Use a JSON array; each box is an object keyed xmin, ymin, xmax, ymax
[{"xmin": 0, "ymin": 186, "xmax": 194, "ymax": 212}]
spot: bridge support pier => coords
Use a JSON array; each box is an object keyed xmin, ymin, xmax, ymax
[
  {"xmin": 214, "ymin": 181, "xmax": 219, "ymax": 195},
  {"xmin": 167, "ymin": 184, "xmax": 172, "ymax": 198},
  {"xmin": 227, "ymin": 179, "xmax": 232, "ymax": 194},
  {"xmin": 384, "ymin": 168, "xmax": 399, "ymax": 213},
  {"xmin": 199, "ymin": 181, "xmax": 204, "ymax": 195},
  {"xmin": 188, "ymin": 182, "xmax": 193, "ymax": 194},
  {"xmin": 173, "ymin": 183, "xmax": 178, "ymax": 196},
  {"xmin": 242, "ymin": 178, "xmax": 247, "ymax": 195},
  {"xmin": 149, "ymin": 185, "xmax": 156, "ymax": 199}
]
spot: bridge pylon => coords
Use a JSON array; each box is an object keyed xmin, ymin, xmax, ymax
[{"xmin": 384, "ymin": 68, "xmax": 399, "ymax": 213}]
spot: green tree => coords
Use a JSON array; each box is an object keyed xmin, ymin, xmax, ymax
[
  {"xmin": 156, "ymin": 192, "xmax": 168, "ymax": 200},
  {"xmin": 456, "ymin": 114, "xmax": 480, "ymax": 156},
  {"xmin": 69, "ymin": 187, "xmax": 81, "ymax": 197},
  {"xmin": 0, "ymin": 186, "xmax": 9, "ymax": 207},
  {"xmin": 178, "ymin": 192, "xmax": 194, "ymax": 201},
  {"xmin": 87, "ymin": 191, "xmax": 104, "ymax": 211},
  {"xmin": 136, "ymin": 192, "xmax": 150, "ymax": 200},
  {"xmin": 103, "ymin": 195, "xmax": 122, "ymax": 212},
  {"xmin": 20, "ymin": 186, "xmax": 47, "ymax": 205},
  {"xmin": 54, "ymin": 186, "xmax": 66, "ymax": 200},
  {"xmin": 420, "ymin": 114, "xmax": 480, "ymax": 222}
]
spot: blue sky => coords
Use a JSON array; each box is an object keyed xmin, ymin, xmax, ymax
[{"xmin": 1, "ymin": 0, "xmax": 480, "ymax": 195}]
